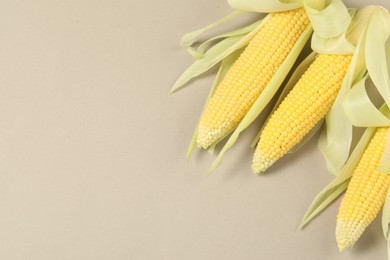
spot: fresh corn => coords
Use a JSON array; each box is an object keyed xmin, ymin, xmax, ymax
[
  {"xmin": 336, "ymin": 127, "xmax": 390, "ymax": 251},
  {"xmin": 197, "ymin": 7, "xmax": 310, "ymax": 149},
  {"xmin": 252, "ymin": 54, "xmax": 352, "ymax": 173}
]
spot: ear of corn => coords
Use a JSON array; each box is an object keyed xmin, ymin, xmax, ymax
[
  {"xmin": 318, "ymin": 6, "xmax": 390, "ymax": 176},
  {"xmin": 252, "ymin": 53, "xmax": 352, "ymax": 173},
  {"xmin": 187, "ymin": 48, "xmax": 243, "ymax": 159},
  {"xmin": 251, "ymin": 5, "xmax": 388, "ymax": 174},
  {"xmin": 196, "ymin": 7, "xmax": 310, "ymax": 149},
  {"xmin": 250, "ymin": 51, "xmax": 318, "ymax": 148},
  {"xmin": 250, "ymin": 1, "xmax": 356, "ymax": 174},
  {"xmin": 336, "ymin": 127, "xmax": 390, "ymax": 251},
  {"xmin": 299, "ymin": 125, "xmax": 379, "ymax": 229},
  {"xmin": 299, "ymin": 6, "xmax": 390, "ymax": 250}
]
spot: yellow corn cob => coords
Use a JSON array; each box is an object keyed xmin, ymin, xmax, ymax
[
  {"xmin": 336, "ymin": 127, "xmax": 390, "ymax": 251},
  {"xmin": 196, "ymin": 7, "xmax": 310, "ymax": 149},
  {"xmin": 252, "ymin": 54, "xmax": 352, "ymax": 173}
]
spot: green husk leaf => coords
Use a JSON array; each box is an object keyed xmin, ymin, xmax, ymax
[
  {"xmin": 207, "ymin": 144, "xmax": 216, "ymax": 155},
  {"xmin": 170, "ymin": 16, "xmax": 270, "ymax": 94},
  {"xmin": 228, "ymin": 0, "xmax": 302, "ymax": 13},
  {"xmin": 343, "ymin": 6, "xmax": 378, "ymax": 50},
  {"xmin": 365, "ymin": 8, "xmax": 390, "ymax": 108},
  {"xmin": 309, "ymin": 7, "xmax": 356, "ymax": 55},
  {"xmin": 251, "ymin": 52, "xmax": 318, "ymax": 148},
  {"xmin": 180, "ymin": 10, "xmax": 245, "ymax": 59},
  {"xmin": 344, "ymin": 77, "xmax": 390, "ymax": 127},
  {"xmin": 299, "ymin": 126, "xmax": 376, "ymax": 228},
  {"xmin": 388, "ymin": 34, "xmax": 390, "ymax": 78},
  {"xmin": 283, "ymin": 4, "xmax": 363, "ymax": 170},
  {"xmin": 194, "ymin": 20, "xmax": 263, "ymax": 59},
  {"xmin": 187, "ymin": 48, "xmax": 243, "ymax": 160},
  {"xmin": 300, "ymin": 181, "xmax": 349, "ymax": 228},
  {"xmin": 308, "ymin": 8, "xmax": 384, "ymax": 180},
  {"xmin": 317, "ymin": 6, "xmax": 378, "ymax": 176},
  {"xmin": 377, "ymin": 36, "xmax": 390, "ymax": 175},
  {"xmin": 382, "ymin": 184, "xmax": 390, "ymax": 240},
  {"xmin": 389, "ymin": 241, "xmax": 390, "ymax": 260},
  {"xmin": 382, "ymin": 170, "xmax": 390, "ymax": 260},
  {"xmin": 318, "ymin": 61, "xmax": 358, "ymax": 175},
  {"xmin": 341, "ymin": 8, "xmax": 390, "ymax": 174},
  {"xmin": 310, "ymin": 30, "xmax": 355, "ymax": 54},
  {"xmin": 377, "ymin": 128, "xmax": 390, "ymax": 174},
  {"xmin": 208, "ymin": 24, "xmax": 313, "ymax": 173},
  {"xmin": 341, "ymin": 8, "xmax": 390, "ymax": 126},
  {"xmin": 304, "ymin": 0, "xmax": 351, "ymax": 38},
  {"xmin": 187, "ymin": 131, "xmax": 199, "ymax": 159}
]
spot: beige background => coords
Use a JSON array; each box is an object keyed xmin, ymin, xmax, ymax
[{"xmin": 0, "ymin": 0, "xmax": 388, "ymax": 259}]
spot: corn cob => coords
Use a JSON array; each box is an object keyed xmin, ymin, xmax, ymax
[
  {"xmin": 197, "ymin": 7, "xmax": 310, "ymax": 149},
  {"xmin": 336, "ymin": 127, "xmax": 390, "ymax": 251},
  {"xmin": 251, "ymin": 54, "xmax": 352, "ymax": 173}
]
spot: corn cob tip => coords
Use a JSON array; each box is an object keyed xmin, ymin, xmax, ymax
[
  {"xmin": 197, "ymin": 124, "xmax": 229, "ymax": 149},
  {"xmin": 195, "ymin": 8, "xmax": 310, "ymax": 150},
  {"xmin": 334, "ymin": 128, "xmax": 390, "ymax": 252},
  {"xmin": 251, "ymin": 150, "xmax": 276, "ymax": 174},
  {"xmin": 336, "ymin": 220, "xmax": 366, "ymax": 251},
  {"xmin": 251, "ymin": 54, "xmax": 352, "ymax": 175}
]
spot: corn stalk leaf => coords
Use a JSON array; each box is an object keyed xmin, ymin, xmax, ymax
[
  {"xmin": 170, "ymin": 16, "xmax": 270, "ymax": 94},
  {"xmin": 208, "ymin": 24, "xmax": 313, "ymax": 173},
  {"xmin": 187, "ymin": 48, "xmax": 243, "ymax": 159},
  {"xmin": 228, "ymin": 0, "xmax": 302, "ymax": 13},
  {"xmin": 299, "ymin": 126, "xmax": 376, "ymax": 228}
]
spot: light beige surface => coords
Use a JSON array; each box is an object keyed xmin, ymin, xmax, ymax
[{"xmin": 0, "ymin": 0, "xmax": 388, "ymax": 259}]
